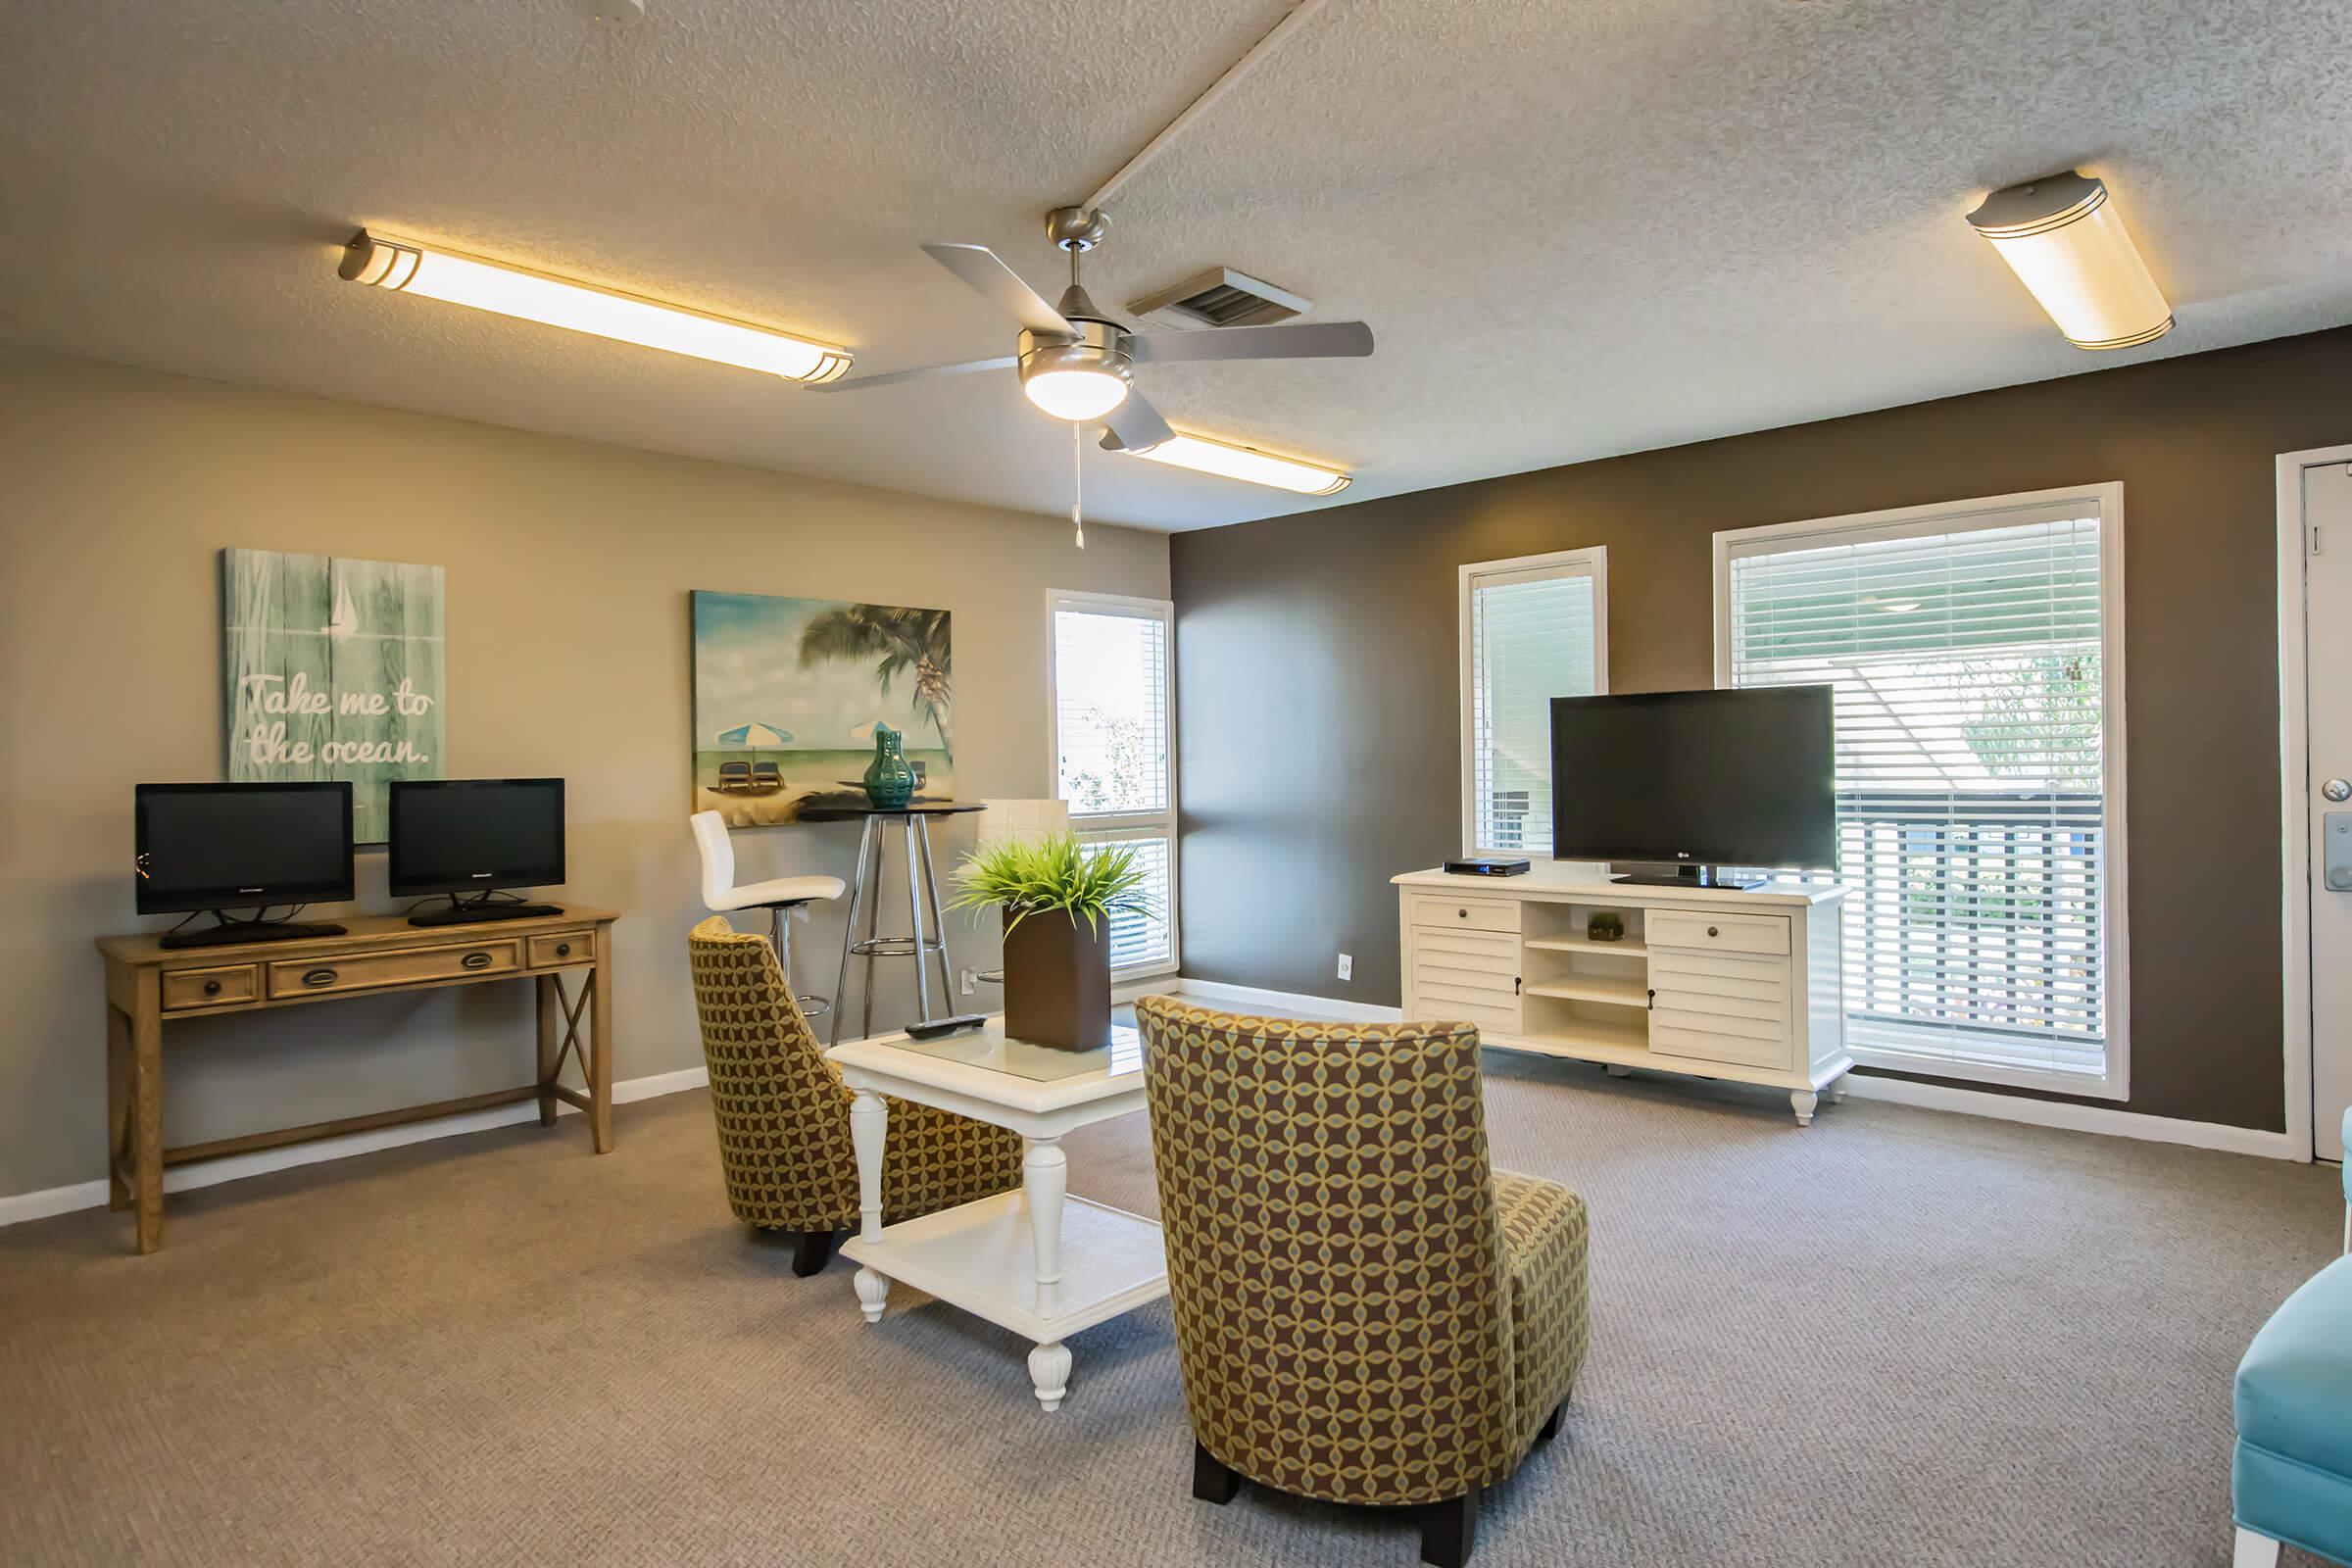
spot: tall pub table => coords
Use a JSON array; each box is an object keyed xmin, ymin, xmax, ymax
[
  {"xmin": 93, "ymin": 905, "xmax": 619, "ymax": 1253},
  {"xmin": 794, "ymin": 800, "xmax": 984, "ymax": 1045}
]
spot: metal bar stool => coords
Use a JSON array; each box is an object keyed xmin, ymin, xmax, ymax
[
  {"xmin": 691, "ymin": 810, "xmax": 845, "ymax": 1018},
  {"xmin": 808, "ymin": 802, "xmax": 984, "ymax": 1044}
]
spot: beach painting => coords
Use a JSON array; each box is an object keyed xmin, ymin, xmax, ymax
[
  {"xmin": 691, "ymin": 591, "xmax": 953, "ymax": 826},
  {"xmin": 222, "ymin": 548, "xmax": 446, "ymax": 844}
]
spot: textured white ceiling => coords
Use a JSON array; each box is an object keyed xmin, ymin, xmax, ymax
[{"xmin": 4, "ymin": 0, "xmax": 2350, "ymax": 531}]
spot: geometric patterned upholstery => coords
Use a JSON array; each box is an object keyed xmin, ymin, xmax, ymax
[
  {"xmin": 687, "ymin": 916, "xmax": 1023, "ymax": 1233},
  {"xmin": 1133, "ymin": 997, "xmax": 1592, "ymax": 1508}
]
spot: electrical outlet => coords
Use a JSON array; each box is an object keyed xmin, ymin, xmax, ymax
[
  {"xmin": 959, "ymin": 968, "xmax": 977, "ymax": 996},
  {"xmin": 1337, "ymin": 953, "xmax": 1353, "ymax": 982}
]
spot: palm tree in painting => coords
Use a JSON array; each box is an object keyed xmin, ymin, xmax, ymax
[{"xmin": 798, "ymin": 605, "xmax": 953, "ymax": 759}]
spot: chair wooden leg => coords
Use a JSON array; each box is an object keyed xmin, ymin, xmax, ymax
[
  {"xmin": 1536, "ymin": 1397, "xmax": 1566, "ymax": 1444},
  {"xmin": 791, "ymin": 1229, "xmax": 841, "ymax": 1277},
  {"xmin": 1419, "ymin": 1487, "xmax": 1480, "ymax": 1568},
  {"xmin": 1192, "ymin": 1442, "xmax": 1242, "ymax": 1504}
]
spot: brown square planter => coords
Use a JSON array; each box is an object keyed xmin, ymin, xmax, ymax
[{"xmin": 1000, "ymin": 908, "xmax": 1113, "ymax": 1051}]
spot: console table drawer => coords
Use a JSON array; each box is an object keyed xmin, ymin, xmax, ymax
[
  {"xmin": 267, "ymin": 939, "xmax": 523, "ymax": 999},
  {"xmin": 529, "ymin": 931, "xmax": 594, "ymax": 968},
  {"xmin": 163, "ymin": 964, "xmax": 258, "ymax": 1011},
  {"xmin": 1651, "ymin": 1016, "xmax": 1791, "ymax": 1069},
  {"xmin": 1649, "ymin": 909, "xmax": 1789, "ymax": 956},
  {"xmin": 1415, "ymin": 996, "xmax": 1522, "ymax": 1038},
  {"xmin": 1409, "ymin": 895, "xmax": 1521, "ymax": 934}
]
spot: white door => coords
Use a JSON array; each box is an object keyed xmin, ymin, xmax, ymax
[{"xmin": 2302, "ymin": 461, "xmax": 2352, "ymax": 1162}]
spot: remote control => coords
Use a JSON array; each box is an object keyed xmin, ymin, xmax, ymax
[{"xmin": 904, "ymin": 1013, "xmax": 988, "ymax": 1041}]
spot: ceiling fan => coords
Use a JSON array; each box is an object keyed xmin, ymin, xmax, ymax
[{"xmin": 814, "ymin": 206, "xmax": 1373, "ymax": 455}]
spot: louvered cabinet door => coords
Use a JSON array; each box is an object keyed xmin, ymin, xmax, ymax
[{"xmin": 1647, "ymin": 937, "xmax": 1796, "ymax": 1071}]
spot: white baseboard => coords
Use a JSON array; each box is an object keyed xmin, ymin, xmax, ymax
[
  {"xmin": 1164, "ymin": 977, "xmax": 2300, "ymax": 1160},
  {"xmin": 0, "ymin": 1064, "xmax": 713, "ymax": 1231},
  {"xmin": 1838, "ymin": 1073, "xmax": 2300, "ymax": 1159},
  {"xmin": 1163, "ymin": 977, "xmax": 1405, "ymax": 1024}
]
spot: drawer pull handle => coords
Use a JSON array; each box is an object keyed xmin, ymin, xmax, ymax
[
  {"xmin": 555, "ymin": 942, "xmax": 571, "ymax": 957},
  {"xmin": 303, "ymin": 967, "xmax": 338, "ymax": 988},
  {"xmin": 462, "ymin": 952, "xmax": 494, "ymax": 971},
  {"xmin": 1458, "ymin": 907, "xmax": 1469, "ymax": 918},
  {"xmin": 1707, "ymin": 926, "xmax": 1719, "ymax": 938},
  {"xmin": 202, "ymin": 979, "xmax": 222, "ymax": 997}
]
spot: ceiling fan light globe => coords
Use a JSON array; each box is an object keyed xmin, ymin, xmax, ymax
[{"xmin": 1022, "ymin": 367, "xmax": 1130, "ymax": 421}]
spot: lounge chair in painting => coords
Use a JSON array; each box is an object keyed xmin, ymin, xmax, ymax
[
  {"xmin": 751, "ymin": 760, "xmax": 784, "ymax": 792},
  {"xmin": 716, "ymin": 760, "xmax": 754, "ymax": 792}
]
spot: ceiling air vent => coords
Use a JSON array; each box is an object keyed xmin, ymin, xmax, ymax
[{"xmin": 1127, "ymin": 267, "xmax": 1311, "ymax": 330}]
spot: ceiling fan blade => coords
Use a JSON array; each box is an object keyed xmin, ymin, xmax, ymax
[
  {"xmin": 1126, "ymin": 319, "xmax": 1374, "ymax": 364},
  {"xmin": 1100, "ymin": 392, "xmax": 1176, "ymax": 454},
  {"xmin": 920, "ymin": 243, "xmax": 1075, "ymax": 336},
  {"xmin": 808, "ymin": 356, "xmax": 1015, "ymax": 394}
]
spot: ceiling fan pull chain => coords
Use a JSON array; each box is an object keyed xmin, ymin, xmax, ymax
[{"xmin": 1071, "ymin": 419, "xmax": 1086, "ymax": 550}]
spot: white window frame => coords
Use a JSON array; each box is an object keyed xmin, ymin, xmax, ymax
[
  {"xmin": 1458, "ymin": 547, "xmax": 1609, "ymax": 859},
  {"xmin": 1046, "ymin": 588, "xmax": 1179, "ymax": 980},
  {"xmin": 1712, "ymin": 482, "xmax": 2131, "ymax": 1100}
]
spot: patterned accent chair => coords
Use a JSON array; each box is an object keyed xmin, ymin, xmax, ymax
[
  {"xmin": 1134, "ymin": 997, "xmax": 1592, "ymax": 1568},
  {"xmin": 687, "ymin": 916, "xmax": 1023, "ymax": 1274}
]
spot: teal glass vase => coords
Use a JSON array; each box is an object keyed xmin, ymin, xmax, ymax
[{"xmin": 861, "ymin": 723, "xmax": 916, "ymax": 808}]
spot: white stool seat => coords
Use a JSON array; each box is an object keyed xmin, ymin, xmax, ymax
[
  {"xmin": 692, "ymin": 810, "xmax": 845, "ymax": 1018},
  {"xmin": 710, "ymin": 874, "xmax": 846, "ymax": 912}
]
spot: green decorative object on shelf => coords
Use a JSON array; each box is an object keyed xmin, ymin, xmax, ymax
[
  {"xmin": 860, "ymin": 722, "xmax": 917, "ymax": 808},
  {"xmin": 1588, "ymin": 911, "xmax": 1626, "ymax": 943}
]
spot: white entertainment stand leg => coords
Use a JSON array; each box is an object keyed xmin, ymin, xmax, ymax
[
  {"xmin": 850, "ymin": 1088, "xmax": 891, "ymax": 1322},
  {"xmin": 1790, "ymin": 1090, "xmax": 1819, "ymax": 1127}
]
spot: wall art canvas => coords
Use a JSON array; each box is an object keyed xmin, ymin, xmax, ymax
[
  {"xmin": 692, "ymin": 591, "xmax": 953, "ymax": 826},
  {"xmin": 222, "ymin": 548, "xmax": 445, "ymax": 844}
]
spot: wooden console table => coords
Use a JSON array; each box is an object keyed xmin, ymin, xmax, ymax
[{"xmin": 94, "ymin": 905, "xmax": 619, "ymax": 1253}]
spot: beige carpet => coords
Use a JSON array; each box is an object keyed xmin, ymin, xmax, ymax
[{"xmin": 1, "ymin": 1057, "xmax": 2341, "ymax": 1567}]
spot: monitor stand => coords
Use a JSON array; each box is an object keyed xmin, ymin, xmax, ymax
[
  {"xmin": 159, "ymin": 914, "xmax": 347, "ymax": 950},
  {"xmin": 409, "ymin": 895, "xmax": 564, "ymax": 928},
  {"xmin": 1608, "ymin": 865, "xmax": 1767, "ymax": 891}
]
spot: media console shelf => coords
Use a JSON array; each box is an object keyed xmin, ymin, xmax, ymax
[{"xmin": 1394, "ymin": 866, "xmax": 1848, "ymax": 1125}]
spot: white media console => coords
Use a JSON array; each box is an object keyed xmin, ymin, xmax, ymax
[{"xmin": 1394, "ymin": 865, "xmax": 1850, "ymax": 1125}]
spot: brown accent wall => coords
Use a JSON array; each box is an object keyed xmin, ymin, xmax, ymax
[{"xmin": 1169, "ymin": 325, "xmax": 2352, "ymax": 1131}]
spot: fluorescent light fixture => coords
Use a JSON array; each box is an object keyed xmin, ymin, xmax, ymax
[
  {"xmin": 1965, "ymin": 172, "xmax": 2172, "ymax": 351},
  {"xmin": 337, "ymin": 230, "xmax": 851, "ymax": 383},
  {"xmin": 1114, "ymin": 430, "xmax": 1351, "ymax": 495}
]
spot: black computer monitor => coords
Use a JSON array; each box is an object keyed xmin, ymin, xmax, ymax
[
  {"xmin": 1548, "ymin": 686, "xmax": 1837, "ymax": 886},
  {"xmin": 388, "ymin": 779, "xmax": 565, "ymax": 920},
  {"xmin": 135, "ymin": 782, "xmax": 355, "ymax": 912}
]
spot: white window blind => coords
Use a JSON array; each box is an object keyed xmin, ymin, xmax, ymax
[
  {"xmin": 1461, "ymin": 552, "xmax": 1605, "ymax": 857},
  {"xmin": 1722, "ymin": 496, "xmax": 2124, "ymax": 1092},
  {"xmin": 1050, "ymin": 594, "xmax": 1177, "ymax": 975}
]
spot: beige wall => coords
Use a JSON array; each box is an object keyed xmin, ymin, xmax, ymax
[{"xmin": 0, "ymin": 353, "xmax": 1170, "ymax": 1200}]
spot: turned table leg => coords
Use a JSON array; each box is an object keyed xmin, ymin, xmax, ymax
[
  {"xmin": 850, "ymin": 1089, "xmax": 890, "ymax": 1322},
  {"xmin": 1790, "ymin": 1089, "xmax": 1819, "ymax": 1128},
  {"xmin": 1024, "ymin": 1135, "xmax": 1070, "ymax": 1409}
]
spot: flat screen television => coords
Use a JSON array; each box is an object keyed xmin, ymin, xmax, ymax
[
  {"xmin": 134, "ymin": 782, "xmax": 355, "ymax": 938},
  {"xmin": 388, "ymin": 778, "xmax": 565, "ymax": 922},
  {"xmin": 1548, "ymin": 686, "xmax": 1836, "ymax": 886}
]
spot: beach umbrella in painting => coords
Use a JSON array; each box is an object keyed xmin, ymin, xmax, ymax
[{"xmin": 718, "ymin": 722, "xmax": 793, "ymax": 748}]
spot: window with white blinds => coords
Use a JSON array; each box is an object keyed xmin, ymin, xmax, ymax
[
  {"xmin": 1460, "ymin": 550, "xmax": 1607, "ymax": 857},
  {"xmin": 1718, "ymin": 487, "xmax": 2128, "ymax": 1096},
  {"xmin": 1049, "ymin": 592, "xmax": 1176, "ymax": 976}
]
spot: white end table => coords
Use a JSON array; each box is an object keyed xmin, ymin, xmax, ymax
[{"xmin": 823, "ymin": 1020, "xmax": 1167, "ymax": 1412}]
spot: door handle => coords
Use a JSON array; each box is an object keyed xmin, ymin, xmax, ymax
[{"xmin": 2325, "ymin": 777, "xmax": 2351, "ymax": 803}]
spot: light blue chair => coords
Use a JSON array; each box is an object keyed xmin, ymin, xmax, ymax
[{"xmin": 2231, "ymin": 1108, "xmax": 2352, "ymax": 1567}]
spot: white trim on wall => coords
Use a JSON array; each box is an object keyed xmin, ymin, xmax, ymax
[
  {"xmin": 2276, "ymin": 444, "xmax": 2352, "ymax": 1165},
  {"xmin": 1836, "ymin": 1074, "xmax": 2297, "ymax": 1160},
  {"xmin": 0, "ymin": 1063, "xmax": 714, "ymax": 1231},
  {"xmin": 1711, "ymin": 481, "xmax": 2132, "ymax": 1102}
]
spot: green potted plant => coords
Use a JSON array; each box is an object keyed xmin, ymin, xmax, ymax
[{"xmin": 950, "ymin": 832, "xmax": 1152, "ymax": 1050}]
